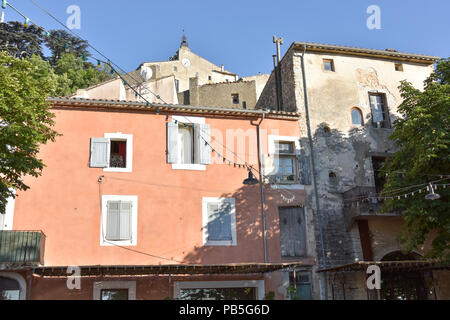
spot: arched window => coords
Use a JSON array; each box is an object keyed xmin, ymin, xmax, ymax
[{"xmin": 351, "ymin": 108, "xmax": 363, "ymax": 126}]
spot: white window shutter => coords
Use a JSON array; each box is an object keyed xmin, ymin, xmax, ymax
[
  {"xmin": 166, "ymin": 122, "xmax": 179, "ymax": 164},
  {"xmin": 90, "ymin": 138, "xmax": 110, "ymax": 168},
  {"xmin": 194, "ymin": 124, "xmax": 211, "ymax": 165},
  {"xmin": 106, "ymin": 201, "xmax": 120, "ymax": 240},
  {"xmin": 119, "ymin": 201, "xmax": 132, "ymax": 240}
]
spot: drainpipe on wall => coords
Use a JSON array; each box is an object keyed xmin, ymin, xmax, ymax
[
  {"xmin": 253, "ymin": 113, "xmax": 268, "ymax": 263},
  {"xmin": 300, "ymin": 44, "xmax": 328, "ymax": 299},
  {"xmin": 27, "ymin": 268, "xmax": 34, "ymax": 300}
]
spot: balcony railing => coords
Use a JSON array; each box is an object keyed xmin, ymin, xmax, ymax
[
  {"xmin": 0, "ymin": 231, "xmax": 45, "ymax": 266},
  {"xmin": 343, "ymin": 186, "xmax": 402, "ymax": 230}
]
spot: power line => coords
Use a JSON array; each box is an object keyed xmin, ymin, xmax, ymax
[{"xmin": 27, "ymin": 0, "xmax": 166, "ymax": 104}]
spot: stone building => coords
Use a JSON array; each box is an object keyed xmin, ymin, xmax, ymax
[
  {"xmin": 257, "ymin": 42, "xmax": 450, "ymax": 299},
  {"xmin": 73, "ymin": 34, "xmax": 268, "ymax": 110},
  {"xmin": 178, "ymin": 74, "xmax": 269, "ymax": 109}
]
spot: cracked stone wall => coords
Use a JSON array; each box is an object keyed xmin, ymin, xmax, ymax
[{"xmin": 257, "ymin": 47, "xmax": 434, "ymax": 299}]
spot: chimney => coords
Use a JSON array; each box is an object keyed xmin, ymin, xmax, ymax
[{"xmin": 221, "ymin": 65, "xmax": 224, "ymax": 72}]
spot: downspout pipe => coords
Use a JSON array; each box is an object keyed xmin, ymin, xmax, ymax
[
  {"xmin": 253, "ymin": 113, "xmax": 268, "ymax": 263},
  {"xmin": 27, "ymin": 268, "xmax": 34, "ymax": 300},
  {"xmin": 300, "ymin": 44, "xmax": 328, "ymax": 299}
]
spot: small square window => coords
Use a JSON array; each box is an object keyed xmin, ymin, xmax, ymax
[
  {"xmin": 208, "ymin": 75, "xmax": 212, "ymax": 81},
  {"xmin": 395, "ymin": 63, "xmax": 403, "ymax": 72},
  {"xmin": 174, "ymin": 66, "xmax": 178, "ymax": 72},
  {"xmin": 232, "ymin": 94, "xmax": 240, "ymax": 105},
  {"xmin": 323, "ymin": 59, "xmax": 335, "ymax": 72}
]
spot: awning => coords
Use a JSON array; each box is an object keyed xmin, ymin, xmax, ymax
[
  {"xmin": 317, "ymin": 260, "xmax": 450, "ymax": 273},
  {"xmin": 33, "ymin": 262, "xmax": 311, "ymax": 278}
]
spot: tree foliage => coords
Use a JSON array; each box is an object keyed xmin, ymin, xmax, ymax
[
  {"xmin": 0, "ymin": 21, "xmax": 113, "ymax": 96},
  {"xmin": 54, "ymin": 53, "xmax": 113, "ymax": 97},
  {"xmin": 45, "ymin": 29, "xmax": 90, "ymax": 66},
  {"xmin": 0, "ymin": 21, "xmax": 44, "ymax": 58},
  {"xmin": 0, "ymin": 52, "xmax": 59, "ymax": 214},
  {"xmin": 382, "ymin": 58, "xmax": 450, "ymax": 262}
]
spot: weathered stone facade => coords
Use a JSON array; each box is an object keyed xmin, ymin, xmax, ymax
[{"xmin": 257, "ymin": 42, "xmax": 448, "ymax": 299}]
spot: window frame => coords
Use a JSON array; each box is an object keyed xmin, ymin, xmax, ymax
[
  {"xmin": 267, "ymin": 135, "xmax": 302, "ymax": 187},
  {"xmin": 171, "ymin": 116, "xmax": 207, "ymax": 171},
  {"xmin": 350, "ymin": 107, "xmax": 364, "ymax": 127},
  {"xmin": 368, "ymin": 93, "xmax": 391, "ymax": 129},
  {"xmin": 103, "ymin": 133, "xmax": 133, "ymax": 173},
  {"xmin": 394, "ymin": 63, "xmax": 404, "ymax": 72},
  {"xmin": 100, "ymin": 195, "xmax": 138, "ymax": 247},
  {"xmin": 323, "ymin": 59, "xmax": 335, "ymax": 72},
  {"xmin": 231, "ymin": 94, "xmax": 240, "ymax": 105},
  {"xmin": 202, "ymin": 197, "xmax": 237, "ymax": 246}
]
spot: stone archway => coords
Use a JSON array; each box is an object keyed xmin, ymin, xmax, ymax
[{"xmin": 0, "ymin": 272, "xmax": 27, "ymax": 300}]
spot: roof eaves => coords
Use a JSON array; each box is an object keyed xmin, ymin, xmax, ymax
[{"xmin": 291, "ymin": 42, "xmax": 440, "ymax": 63}]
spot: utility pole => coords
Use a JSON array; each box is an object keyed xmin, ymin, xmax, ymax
[{"xmin": 273, "ymin": 36, "xmax": 284, "ymax": 111}]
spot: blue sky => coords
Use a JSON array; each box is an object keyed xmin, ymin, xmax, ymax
[{"xmin": 5, "ymin": 0, "xmax": 450, "ymax": 77}]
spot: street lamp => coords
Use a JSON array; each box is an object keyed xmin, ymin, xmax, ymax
[
  {"xmin": 243, "ymin": 170, "xmax": 259, "ymax": 186},
  {"xmin": 425, "ymin": 183, "xmax": 440, "ymax": 200}
]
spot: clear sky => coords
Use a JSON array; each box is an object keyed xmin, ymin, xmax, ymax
[{"xmin": 4, "ymin": 0, "xmax": 450, "ymax": 77}]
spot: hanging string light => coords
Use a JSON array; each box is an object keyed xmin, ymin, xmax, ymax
[
  {"xmin": 1, "ymin": 0, "xmax": 7, "ymax": 10},
  {"xmin": 24, "ymin": 17, "xmax": 29, "ymax": 27}
]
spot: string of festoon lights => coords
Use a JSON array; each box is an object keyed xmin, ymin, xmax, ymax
[
  {"xmin": 343, "ymin": 178, "xmax": 449, "ymax": 206},
  {"xmin": 3, "ymin": 0, "xmax": 299, "ymax": 203}
]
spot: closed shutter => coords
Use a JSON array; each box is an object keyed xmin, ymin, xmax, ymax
[
  {"xmin": 167, "ymin": 122, "xmax": 179, "ymax": 164},
  {"xmin": 194, "ymin": 124, "xmax": 211, "ymax": 165},
  {"xmin": 298, "ymin": 155, "xmax": 312, "ymax": 185},
  {"xmin": 119, "ymin": 201, "xmax": 132, "ymax": 240},
  {"xmin": 279, "ymin": 207, "xmax": 306, "ymax": 257},
  {"xmin": 106, "ymin": 201, "xmax": 132, "ymax": 241},
  {"xmin": 90, "ymin": 138, "xmax": 110, "ymax": 168},
  {"xmin": 207, "ymin": 202, "xmax": 232, "ymax": 241},
  {"xmin": 106, "ymin": 201, "xmax": 120, "ymax": 240}
]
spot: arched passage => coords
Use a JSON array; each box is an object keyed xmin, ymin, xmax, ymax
[{"xmin": 0, "ymin": 272, "xmax": 27, "ymax": 300}]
